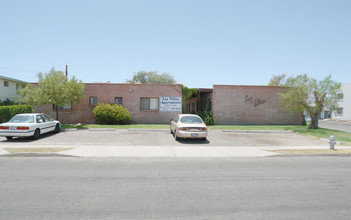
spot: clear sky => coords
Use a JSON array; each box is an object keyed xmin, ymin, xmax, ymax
[{"xmin": 1, "ymin": 0, "xmax": 350, "ymax": 88}]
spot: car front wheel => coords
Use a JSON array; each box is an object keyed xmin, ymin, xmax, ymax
[{"xmin": 54, "ymin": 124, "xmax": 60, "ymax": 133}]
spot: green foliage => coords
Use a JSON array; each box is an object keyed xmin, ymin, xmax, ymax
[
  {"xmin": 199, "ymin": 110, "xmax": 215, "ymax": 126},
  {"xmin": 268, "ymin": 74, "xmax": 287, "ymax": 86},
  {"xmin": 182, "ymin": 85, "xmax": 198, "ymax": 100},
  {"xmin": 126, "ymin": 71, "xmax": 176, "ymax": 84},
  {"xmin": 279, "ymin": 74, "xmax": 341, "ymax": 129},
  {"xmin": 19, "ymin": 68, "xmax": 85, "ymax": 120},
  {"xmin": 0, "ymin": 98, "xmax": 16, "ymax": 106},
  {"xmin": 0, "ymin": 105, "xmax": 33, "ymax": 123},
  {"xmin": 92, "ymin": 103, "xmax": 131, "ymax": 124}
]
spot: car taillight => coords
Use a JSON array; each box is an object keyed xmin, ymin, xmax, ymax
[
  {"xmin": 0, "ymin": 126, "xmax": 9, "ymax": 130},
  {"xmin": 180, "ymin": 127, "xmax": 188, "ymax": 130},
  {"xmin": 17, "ymin": 126, "xmax": 29, "ymax": 130},
  {"xmin": 201, "ymin": 128, "xmax": 207, "ymax": 131}
]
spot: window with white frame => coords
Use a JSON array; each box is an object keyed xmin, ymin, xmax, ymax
[
  {"xmin": 115, "ymin": 97, "xmax": 123, "ymax": 105},
  {"xmin": 89, "ymin": 97, "xmax": 97, "ymax": 105},
  {"xmin": 140, "ymin": 97, "xmax": 159, "ymax": 110},
  {"xmin": 53, "ymin": 103, "xmax": 72, "ymax": 110},
  {"xmin": 337, "ymin": 107, "xmax": 343, "ymax": 116},
  {"xmin": 4, "ymin": 81, "xmax": 9, "ymax": 87},
  {"xmin": 337, "ymin": 93, "xmax": 344, "ymax": 101}
]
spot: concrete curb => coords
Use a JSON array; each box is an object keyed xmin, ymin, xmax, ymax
[
  {"xmin": 88, "ymin": 128, "xmax": 116, "ymax": 131},
  {"xmin": 222, "ymin": 130, "xmax": 294, "ymax": 133},
  {"xmin": 128, "ymin": 129, "xmax": 170, "ymax": 132},
  {"xmin": 271, "ymin": 154, "xmax": 351, "ymax": 157}
]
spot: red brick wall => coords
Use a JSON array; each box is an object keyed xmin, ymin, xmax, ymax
[
  {"xmin": 35, "ymin": 83, "xmax": 182, "ymax": 124},
  {"xmin": 213, "ymin": 85, "xmax": 302, "ymax": 125}
]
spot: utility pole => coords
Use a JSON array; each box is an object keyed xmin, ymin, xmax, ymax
[{"xmin": 65, "ymin": 65, "xmax": 68, "ymax": 77}]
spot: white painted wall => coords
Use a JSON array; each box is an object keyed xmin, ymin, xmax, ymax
[
  {"xmin": 333, "ymin": 83, "xmax": 351, "ymax": 120},
  {"xmin": 0, "ymin": 78, "xmax": 26, "ymax": 101}
]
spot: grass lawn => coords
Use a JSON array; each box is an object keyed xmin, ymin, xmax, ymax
[
  {"xmin": 62, "ymin": 124, "xmax": 170, "ymax": 129},
  {"xmin": 4, "ymin": 148, "xmax": 73, "ymax": 153},
  {"xmin": 62, "ymin": 124, "xmax": 351, "ymax": 145},
  {"xmin": 268, "ymin": 149, "xmax": 351, "ymax": 154}
]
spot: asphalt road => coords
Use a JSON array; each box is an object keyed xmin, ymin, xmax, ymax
[
  {"xmin": 0, "ymin": 129, "xmax": 329, "ymax": 146},
  {"xmin": 0, "ymin": 157, "xmax": 350, "ymax": 219}
]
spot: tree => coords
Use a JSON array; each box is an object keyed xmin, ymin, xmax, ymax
[
  {"xmin": 268, "ymin": 74, "xmax": 287, "ymax": 86},
  {"xmin": 19, "ymin": 68, "xmax": 85, "ymax": 120},
  {"xmin": 182, "ymin": 85, "xmax": 198, "ymax": 100},
  {"xmin": 279, "ymin": 74, "xmax": 341, "ymax": 129},
  {"xmin": 126, "ymin": 71, "xmax": 176, "ymax": 84}
]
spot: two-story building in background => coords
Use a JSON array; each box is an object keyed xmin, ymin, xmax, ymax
[
  {"xmin": 333, "ymin": 83, "xmax": 351, "ymax": 120},
  {"xmin": 0, "ymin": 75, "xmax": 27, "ymax": 102}
]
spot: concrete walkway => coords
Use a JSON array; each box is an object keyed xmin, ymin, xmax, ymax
[{"xmin": 1, "ymin": 144, "xmax": 351, "ymax": 158}]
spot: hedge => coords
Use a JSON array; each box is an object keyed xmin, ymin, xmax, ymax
[
  {"xmin": 92, "ymin": 103, "xmax": 131, "ymax": 124},
  {"xmin": 0, "ymin": 105, "xmax": 33, "ymax": 123}
]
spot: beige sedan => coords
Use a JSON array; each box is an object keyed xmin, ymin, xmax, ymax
[{"xmin": 170, "ymin": 114, "xmax": 208, "ymax": 141}]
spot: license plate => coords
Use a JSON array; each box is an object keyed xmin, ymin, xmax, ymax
[
  {"xmin": 191, "ymin": 133, "xmax": 198, "ymax": 137},
  {"xmin": 10, "ymin": 126, "xmax": 16, "ymax": 130}
]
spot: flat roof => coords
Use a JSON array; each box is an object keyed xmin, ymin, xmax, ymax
[{"xmin": 0, "ymin": 75, "xmax": 27, "ymax": 84}]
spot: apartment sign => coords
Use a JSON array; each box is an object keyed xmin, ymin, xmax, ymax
[{"xmin": 160, "ymin": 97, "xmax": 182, "ymax": 112}]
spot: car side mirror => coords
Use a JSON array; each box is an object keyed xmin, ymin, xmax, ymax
[{"xmin": 170, "ymin": 119, "xmax": 173, "ymax": 121}]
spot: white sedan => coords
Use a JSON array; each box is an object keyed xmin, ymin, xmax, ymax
[
  {"xmin": 0, "ymin": 113, "xmax": 61, "ymax": 140},
  {"xmin": 170, "ymin": 114, "xmax": 208, "ymax": 141}
]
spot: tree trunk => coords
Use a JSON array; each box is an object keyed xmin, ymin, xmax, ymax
[
  {"xmin": 309, "ymin": 112, "xmax": 320, "ymax": 129},
  {"xmin": 56, "ymin": 107, "xmax": 59, "ymax": 121}
]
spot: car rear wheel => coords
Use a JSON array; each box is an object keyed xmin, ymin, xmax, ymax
[
  {"xmin": 174, "ymin": 130, "xmax": 179, "ymax": 141},
  {"xmin": 33, "ymin": 129, "xmax": 40, "ymax": 140},
  {"xmin": 5, "ymin": 136, "xmax": 13, "ymax": 140}
]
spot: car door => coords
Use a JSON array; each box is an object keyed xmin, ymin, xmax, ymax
[
  {"xmin": 42, "ymin": 114, "xmax": 56, "ymax": 132},
  {"xmin": 171, "ymin": 115, "xmax": 179, "ymax": 132},
  {"xmin": 35, "ymin": 115, "xmax": 47, "ymax": 134}
]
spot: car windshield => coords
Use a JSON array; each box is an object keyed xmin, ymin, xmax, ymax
[
  {"xmin": 9, "ymin": 115, "xmax": 34, "ymax": 123},
  {"xmin": 180, "ymin": 116, "xmax": 203, "ymax": 124}
]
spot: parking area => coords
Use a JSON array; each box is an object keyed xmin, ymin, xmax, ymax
[
  {"xmin": 319, "ymin": 119, "xmax": 351, "ymax": 133},
  {"xmin": 0, "ymin": 129, "xmax": 329, "ymax": 147}
]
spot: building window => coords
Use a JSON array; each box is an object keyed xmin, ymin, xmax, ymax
[
  {"xmin": 208, "ymin": 98, "xmax": 212, "ymax": 112},
  {"xmin": 140, "ymin": 97, "xmax": 159, "ymax": 110},
  {"xmin": 338, "ymin": 93, "xmax": 344, "ymax": 101},
  {"xmin": 115, "ymin": 97, "xmax": 123, "ymax": 105},
  {"xmin": 337, "ymin": 107, "xmax": 343, "ymax": 116},
  {"xmin": 53, "ymin": 103, "xmax": 72, "ymax": 110},
  {"xmin": 4, "ymin": 81, "xmax": 9, "ymax": 87},
  {"xmin": 89, "ymin": 97, "xmax": 97, "ymax": 105},
  {"xmin": 16, "ymin": 84, "xmax": 19, "ymax": 91}
]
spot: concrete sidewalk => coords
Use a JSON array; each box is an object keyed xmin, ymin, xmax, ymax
[{"xmin": 1, "ymin": 144, "xmax": 351, "ymax": 158}]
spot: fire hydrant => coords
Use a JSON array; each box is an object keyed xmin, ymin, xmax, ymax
[{"xmin": 329, "ymin": 135, "xmax": 336, "ymax": 150}]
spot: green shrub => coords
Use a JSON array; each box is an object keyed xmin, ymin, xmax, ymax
[
  {"xmin": 0, "ymin": 105, "xmax": 33, "ymax": 123},
  {"xmin": 0, "ymin": 98, "xmax": 16, "ymax": 106},
  {"xmin": 199, "ymin": 110, "xmax": 215, "ymax": 126},
  {"xmin": 92, "ymin": 103, "xmax": 131, "ymax": 124}
]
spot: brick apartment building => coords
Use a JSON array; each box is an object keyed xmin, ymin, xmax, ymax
[
  {"xmin": 183, "ymin": 85, "xmax": 302, "ymax": 125},
  {"xmin": 35, "ymin": 82, "xmax": 302, "ymax": 125},
  {"xmin": 36, "ymin": 83, "xmax": 183, "ymax": 124}
]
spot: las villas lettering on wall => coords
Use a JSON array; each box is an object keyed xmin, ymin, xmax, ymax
[
  {"xmin": 160, "ymin": 97, "xmax": 182, "ymax": 112},
  {"xmin": 244, "ymin": 95, "xmax": 266, "ymax": 107}
]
